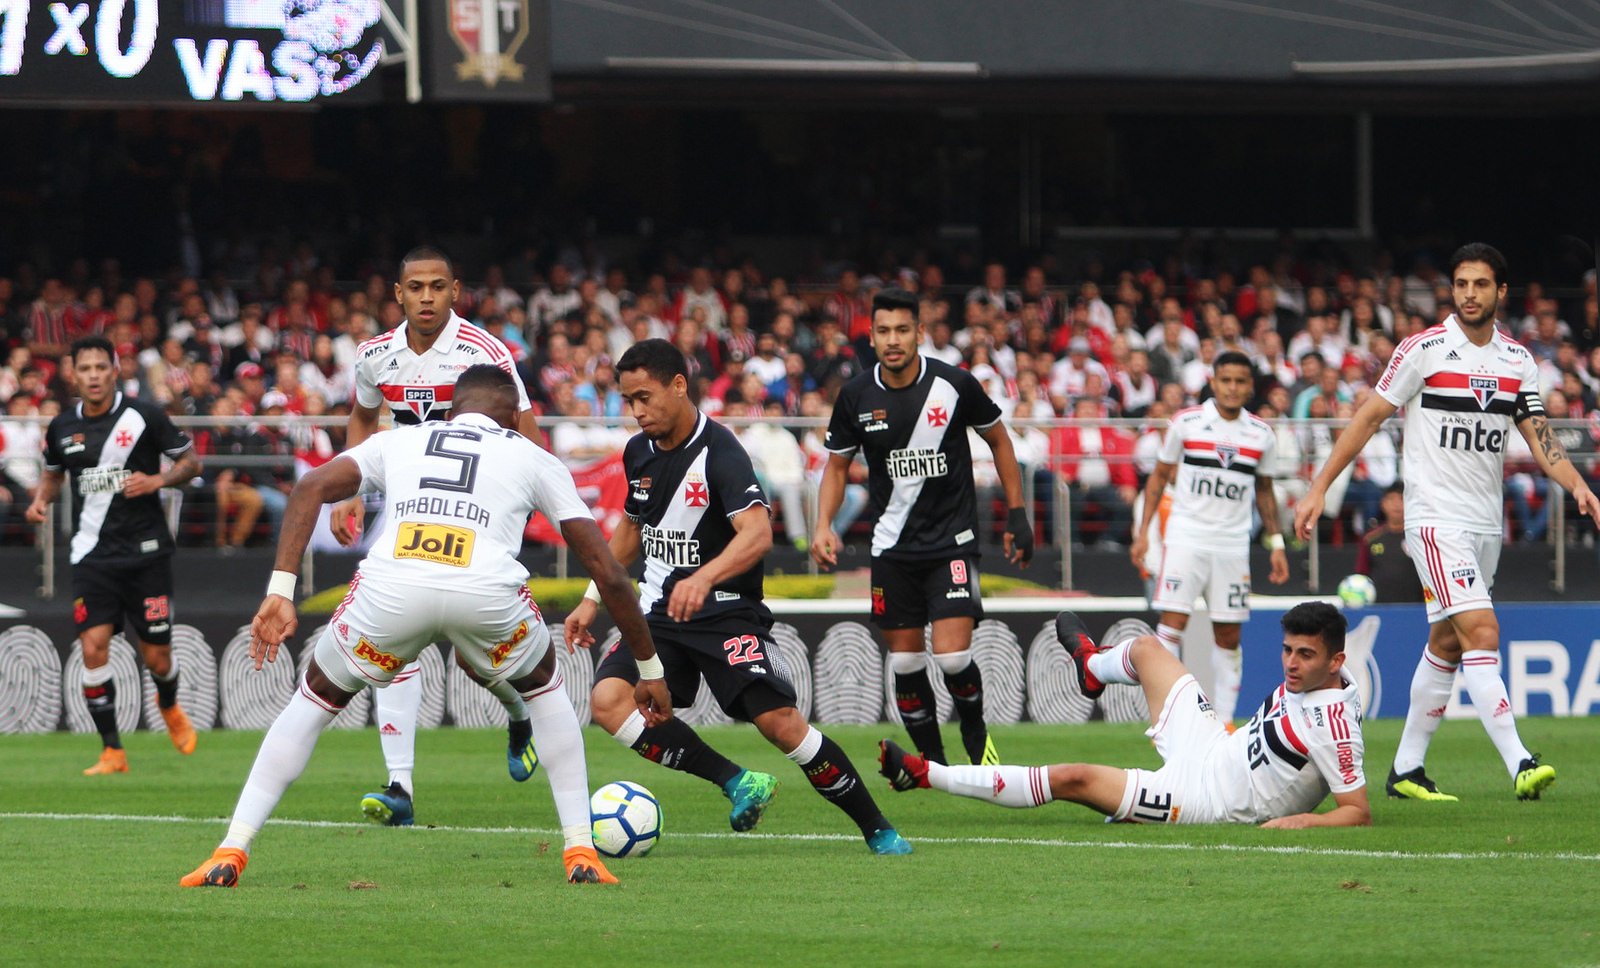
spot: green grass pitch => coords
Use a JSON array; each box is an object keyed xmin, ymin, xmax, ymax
[{"xmin": 3, "ymin": 719, "xmax": 1599, "ymax": 967}]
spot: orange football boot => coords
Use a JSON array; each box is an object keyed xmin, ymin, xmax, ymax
[
  {"xmin": 563, "ymin": 846, "xmax": 618, "ymax": 884},
  {"xmin": 160, "ymin": 704, "xmax": 198, "ymax": 754},
  {"xmin": 83, "ymin": 747, "xmax": 128, "ymax": 775},
  {"xmin": 180, "ymin": 848, "xmax": 249, "ymax": 888}
]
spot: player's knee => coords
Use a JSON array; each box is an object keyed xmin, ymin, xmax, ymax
[
  {"xmin": 1047, "ymin": 763, "xmax": 1092, "ymax": 799},
  {"xmin": 589, "ymin": 677, "xmax": 635, "ymax": 733},
  {"xmin": 141, "ymin": 644, "xmax": 173, "ymax": 677},
  {"xmin": 752, "ymin": 706, "xmax": 808, "ymax": 751},
  {"xmin": 1213, "ymin": 625, "xmax": 1241, "ymax": 649},
  {"xmin": 79, "ymin": 628, "xmax": 112, "ymax": 665},
  {"xmin": 303, "ymin": 659, "xmax": 357, "ymax": 709}
]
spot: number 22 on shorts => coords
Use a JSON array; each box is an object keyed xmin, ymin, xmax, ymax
[{"xmin": 722, "ymin": 634, "xmax": 765, "ymax": 665}]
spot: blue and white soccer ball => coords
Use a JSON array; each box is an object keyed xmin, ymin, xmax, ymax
[
  {"xmin": 590, "ymin": 780, "xmax": 662, "ymax": 858},
  {"xmin": 1337, "ymin": 573, "xmax": 1377, "ymax": 608}
]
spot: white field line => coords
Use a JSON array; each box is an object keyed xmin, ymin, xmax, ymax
[{"xmin": 4, "ymin": 811, "xmax": 1598, "ymax": 863}]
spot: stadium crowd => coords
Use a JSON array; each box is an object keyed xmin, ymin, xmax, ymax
[{"xmin": 3, "ymin": 243, "xmax": 1599, "ymax": 550}]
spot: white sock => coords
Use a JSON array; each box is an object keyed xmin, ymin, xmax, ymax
[
  {"xmin": 1211, "ymin": 645, "xmax": 1242, "ymax": 723},
  {"xmin": 1459, "ymin": 650, "xmax": 1532, "ymax": 777},
  {"xmin": 521, "ymin": 671, "xmax": 593, "ymax": 849},
  {"xmin": 220, "ymin": 678, "xmax": 339, "ymax": 852},
  {"xmin": 926, "ymin": 761, "xmax": 1053, "ymax": 808},
  {"xmin": 613, "ymin": 709, "xmax": 647, "ymax": 746},
  {"xmin": 1155, "ymin": 623, "xmax": 1184, "ymax": 659},
  {"xmin": 1086, "ymin": 638, "xmax": 1141, "ymax": 685},
  {"xmin": 486, "ymin": 677, "xmax": 528, "ymax": 721},
  {"xmin": 376, "ymin": 665, "xmax": 422, "ymax": 793},
  {"xmin": 1393, "ymin": 649, "xmax": 1457, "ymax": 774},
  {"xmin": 784, "ymin": 725, "xmax": 824, "ymax": 764}
]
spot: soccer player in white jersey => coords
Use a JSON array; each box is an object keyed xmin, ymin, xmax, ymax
[
  {"xmin": 181, "ymin": 366, "xmax": 670, "ymax": 888},
  {"xmin": 330, "ymin": 246, "xmax": 542, "ymax": 825},
  {"xmin": 880, "ymin": 604, "xmax": 1369, "ymax": 828},
  {"xmin": 1297, "ymin": 243, "xmax": 1600, "ymax": 802},
  {"xmin": 1129, "ymin": 351, "xmax": 1290, "ymax": 725}
]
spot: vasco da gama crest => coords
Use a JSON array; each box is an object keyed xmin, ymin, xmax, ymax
[{"xmin": 449, "ymin": 0, "xmax": 531, "ymax": 87}]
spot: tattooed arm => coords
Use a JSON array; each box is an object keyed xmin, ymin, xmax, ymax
[{"xmin": 1519, "ymin": 414, "xmax": 1600, "ymax": 526}]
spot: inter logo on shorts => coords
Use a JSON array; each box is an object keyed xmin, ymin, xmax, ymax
[
  {"xmin": 1470, "ymin": 376, "xmax": 1498, "ymax": 410},
  {"xmin": 394, "ymin": 521, "xmax": 475, "ymax": 567},
  {"xmin": 1214, "ymin": 442, "xmax": 1239, "ymax": 469}
]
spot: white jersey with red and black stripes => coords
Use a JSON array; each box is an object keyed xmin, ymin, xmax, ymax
[
  {"xmin": 353, "ymin": 311, "xmax": 530, "ymax": 425},
  {"xmin": 1376, "ymin": 314, "xmax": 1542, "ymax": 534},
  {"xmin": 1156, "ymin": 398, "xmax": 1275, "ymax": 552},
  {"xmin": 1211, "ymin": 675, "xmax": 1366, "ymax": 823}
]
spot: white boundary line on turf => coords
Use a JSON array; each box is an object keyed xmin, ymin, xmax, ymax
[{"xmin": 6, "ymin": 811, "xmax": 1598, "ymax": 864}]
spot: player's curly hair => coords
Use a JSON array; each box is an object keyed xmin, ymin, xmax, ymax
[
  {"xmin": 617, "ymin": 338, "xmax": 688, "ymax": 386},
  {"xmin": 1281, "ymin": 601, "xmax": 1347, "ymax": 656},
  {"xmin": 1450, "ymin": 243, "xmax": 1507, "ymax": 288}
]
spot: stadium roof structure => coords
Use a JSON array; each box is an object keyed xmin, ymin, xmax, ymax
[{"xmin": 548, "ymin": 0, "xmax": 1600, "ymax": 110}]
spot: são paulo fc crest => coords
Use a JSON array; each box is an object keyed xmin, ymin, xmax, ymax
[
  {"xmin": 449, "ymin": 0, "xmax": 532, "ymax": 88},
  {"xmin": 1470, "ymin": 376, "xmax": 1499, "ymax": 410},
  {"xmin": 1214, "ymin": 442, "xmax": 1239, "ymax": 469}
]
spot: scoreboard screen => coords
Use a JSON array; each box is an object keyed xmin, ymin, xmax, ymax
[{"xmin": 0, "ymin": 1, "xmax": 386, "ymax": 105}]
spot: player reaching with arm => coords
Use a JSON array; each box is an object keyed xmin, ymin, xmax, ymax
[
  {"xmin": 327, "ymin": 246, "xmax": 545, "ymax": 825},
  {"xmin": 1129, "ymin": 351, "xmax": 1289, "ymax": 727},
  {"xmin": 880, "ymin": 603, "xmax": 1370, "ymax": 829},
  {"xmin": 181, "ymin": 365, "xmax": 668, "ymax": 888},
  {"xmin": 1296, "ymin": 243, "xmax": 1600, "ymax": 802},
  {"xmin": 27, "ymin": 336, "xmax": 203, "ymax": 774},
  {"xmin": 811, "ymin": 287, "xmax": 1032, "ymax": 769},
  {"xmin": 566, "ymin": 339, "xmax": 912, "ymax": 854}
]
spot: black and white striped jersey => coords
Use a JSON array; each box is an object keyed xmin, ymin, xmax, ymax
[
  {"xmin": 624, "ymin": 412, "xmax": 771, "ymax": 622},
  {"xmin": 824, "ymin": 356, "xmax": 1002, "ymax": 559},
  {"xmin": 43, "ymin": 393, "xmax": 193, "ymax": 565}
]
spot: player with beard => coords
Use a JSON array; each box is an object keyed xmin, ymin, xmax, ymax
[
  {"xmin": 329, "ymin": 246, "xmax": 544, "ymax": 825},
  {"xmin": 1298, "ymin": 242, "xmax": 1600, "ymax": 802},
  {"xmin": 812, "ymin": 288, "xmax": 1033, "ymax": 769},
  {"xmin": 565, "ymin": 339, "xmax": 912, "ymax": 854},
  {"xmin": 28, "ymin": 336, "xmax": 204, "ymax": 773}
]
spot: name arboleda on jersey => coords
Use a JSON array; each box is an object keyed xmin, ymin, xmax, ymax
[
  {"xmin": 886, "ymin": 447, "xmax": 948, "ymax": 480},
  {"xmin": 642, "ymin": 524, "xmax": 700, "ymax": 568},
  {"xmin": 390, "ymin": 494, "xmax": 494, "ymax": 527}
]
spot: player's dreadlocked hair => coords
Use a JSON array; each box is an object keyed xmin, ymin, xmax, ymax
[{"xmin": 617, "ymin": 338, "xmax": 688, "ymax": 386}]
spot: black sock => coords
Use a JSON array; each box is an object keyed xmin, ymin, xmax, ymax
[
  {"xmin": 942, "ymin": 660, "xmax": 989, "ymax": 763},
  {"xmin": 893, "ymin": 669, "xmax": 947, "ymax": 764},
  {"xmin": 84, "ymin": 680, "xmax": 122, "ymax": 749},
  {"xmin": 798, "ymin": 733, "xmax": 890, "ymax": 836},
  {"xmin": 152, "ymin": 670, "xmax": 180, "ymax": 709},
  {"xmin": 631, "ymin": 717, "xmax": 743, "ymax": 789},
  {"xmin": 507, "ymin": 717, "xmax": 532, "ymax": 752}
]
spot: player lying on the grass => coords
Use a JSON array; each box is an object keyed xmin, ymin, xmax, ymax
[
  {"xmin": 565, "ymin": 339, "xmax": 912, "ymax": 854},
  {"xmin": 879, "ymin": 603, "xmax": 1370, "ymax": 828},
  {"xmin": 181, "ymin": 366, "xmax": 670, "ymax": 888}
]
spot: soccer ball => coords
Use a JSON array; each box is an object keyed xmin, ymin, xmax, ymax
[
  {"xmin": 590, "ymin": 781, "xmax": 661, "ymax": 858},
  {"xmin": 1337, "ymin": 573, "xmax": 1377, "ymax": 608}
]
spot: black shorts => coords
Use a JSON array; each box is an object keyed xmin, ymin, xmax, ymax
[
  {"xmin": 595, "ymin": 611, "xmax": 798, "ymax": 722},
  {"xmin": 71, "ymin": 556, "xmax": 174, "ymax": 644},
  {"xmin": 870, "ymin": 553, "xmax": 983, "ymax": 630}
]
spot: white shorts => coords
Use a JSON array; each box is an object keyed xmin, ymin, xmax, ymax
[
  {"xmin": 1113, "ymin": 675, "xmax": 1229, "ymax": 824},
  {"xmin": 1404, "ymin": 526, "xmax": 1499, "ymax": 624},
  {"xmin": 1150, "ymin": 543, "xmax": 1252, "ymax": 623},
  {"xmin": 313, "ymin": 571, "xmax": 550, "ymax": 694}
]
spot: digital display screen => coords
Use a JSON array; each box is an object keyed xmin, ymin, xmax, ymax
[{"xmin": 0, "ymin": 1, "xmax": 386, "ymax": 105}]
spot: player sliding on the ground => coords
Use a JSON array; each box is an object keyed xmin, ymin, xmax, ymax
[
  {"xmin": 565, "ymin": 339, "xmax": 912, "ymax": 854},
  {"xmin": 879, "ymin": 603, "xmax": 1371, "ymax": 828},
  {"xmin": 181, "ymin": 366, "xmax": 670, "ymax": 888}
]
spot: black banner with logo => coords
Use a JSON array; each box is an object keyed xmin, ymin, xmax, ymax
[{"xmin": 425, "ymin": 0, "xmax": 550, "ymax": 102}]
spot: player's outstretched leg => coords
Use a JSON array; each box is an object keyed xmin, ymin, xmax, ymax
[
  {"xmin": 364, "ymin": 664, "xmax": 422, "ymax": 825},
  {"xmin": 514, "ymin": 664, "xmax": 618, "ymax": 884},
  {"xmin": 879, "ymin": 738, "xmax": 1052, "ymax": 808},
  {"xmin": 182, "ymin": 667, "xmax": 348, "ymax": 887},
  {"xmin": 143, "ymin": 642, "xmax": 197, "ymax": 755},
  {"xmin": 754, "ymin": 705, "xmax": 911, "ymax": 855},
  {"xmin": 593, "ymin": 676, "xmax": 776, "ymax": 832}
]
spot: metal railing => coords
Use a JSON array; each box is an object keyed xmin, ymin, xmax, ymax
[{"xmin": 6, "ymin": 413, "xmax": 1596, "ymax": 597}]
